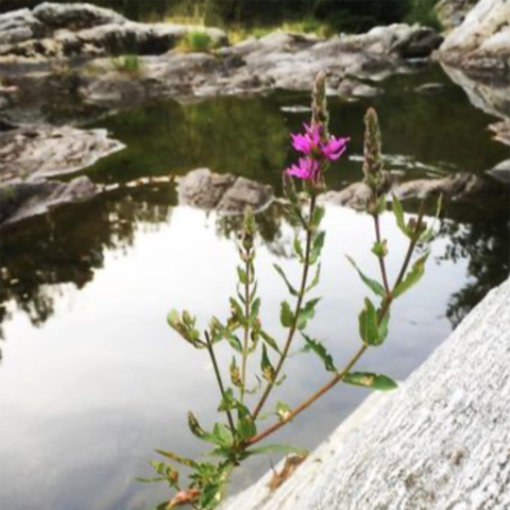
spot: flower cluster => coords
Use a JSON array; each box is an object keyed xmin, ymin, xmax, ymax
[{"xmin": 286, "ymin": 122, "xmax": 349, "ymax": 182}]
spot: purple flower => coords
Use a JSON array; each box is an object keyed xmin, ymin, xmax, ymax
[
  {"xmin": 291, "ymin": 123, "xmax": 321, "ymax": 155},
  {"xmin": 320, "ymin": 135, "xmax": 350, "ymax": 161},
  {"xmin": 286, "ymin": 157, "xmax": 319, "ymax": 181}
]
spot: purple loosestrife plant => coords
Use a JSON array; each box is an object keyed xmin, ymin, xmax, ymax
[{"xmin": 142, "ymin": 72, "xmax": 440, "ymax": 509}]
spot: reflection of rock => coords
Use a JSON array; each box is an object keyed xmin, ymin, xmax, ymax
[
  {"xmin": 0, "ymin": 176, "xmax": 98, "ymax": 225},
  {"xmin": 0, "ymin": 121, "xmax": 124, "ymax": 226},
  {"xmin": 177, "ymin": 168, "xmax": 273, "ymax": 214},
  {"xmin": 0, "ymin": 2, "xmax": 228, "ymax": 58},
  {"xmin": 337, "ymin": 78, "xmax": 382, "ymax": 99}
]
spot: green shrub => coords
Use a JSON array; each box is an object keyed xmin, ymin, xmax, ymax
[
  {"xmin": 185, "ymin": 31, "xmax": 213, "ymax": 52},
  {"xmin": 111, "ymin": 54, "xmax": 142, "ymax": 74},
  {"xmin": 405, "ymin": 0, "xmax": 443, "ymax": 31}
]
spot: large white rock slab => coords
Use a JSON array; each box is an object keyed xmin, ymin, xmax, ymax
[{"xmin": 222, "ymin": 277, "xmax": 510, "ymax": 509}]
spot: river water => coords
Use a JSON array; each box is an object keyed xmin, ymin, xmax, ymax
[{"xmin": 0, "ymin": 64, "xmax": 508, "ymax": 510}]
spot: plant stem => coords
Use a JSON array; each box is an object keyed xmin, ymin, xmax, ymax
[
  {"xmin": 393, "ymin": 200, "xmax": 426, "ymax": 289},
  {"xmin": 205, "ymin": 332, "xmax": 236, "ymax": 437},
  {"xmin": 247, "ymin": 344, "xmax": 368, "ymax": 446},
  {"xmin": 247, "ymin": 202, "xmax": 426, "ymax": 447},
  {"xmin": 373, "ymin": 213, "xmax": 390, "ymax": 294},
  {"xmin": 240, "ymin": 255, "xmax": 251, "ymax": 403},
  {"xmin": 251, "ymin": 194, "xmax": 317, "ymax": 420}
]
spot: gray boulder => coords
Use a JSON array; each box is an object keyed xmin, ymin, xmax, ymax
[
  {"xmin": 0, "ymin": 8, "xmax": 46, "ymax": 46},
  {"xmin": 177, "ymin": 168, "xmax": 273, "ymax": 214},
  {"xmin": 33, "ymin": 2, "xmax": 125, "ymax": 29}
]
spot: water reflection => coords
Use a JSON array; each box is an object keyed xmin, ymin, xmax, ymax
[{"xmin": 0, "ymin": 204, "xmax": 475, "ymax": 510}]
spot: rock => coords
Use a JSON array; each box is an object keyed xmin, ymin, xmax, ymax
[
  {"xmin": 177, "ymin": 168, "xmax": 273, "ymax": 214},
  {"xmin": 320, "ymin": 172, "xmax": 499, "ymax": 210},
  {"xmin": 0, "ymin": 123, "xmax": 125, "ymax": 181},
  {"xmin": 434, "ymin": 0, "xmax": 477, "ymax": 31},
  {"xmin": 0, "ymin": 2, "xmax": 228, "ymax": 58},
  {"xmin": 32, "ymin": 2, "xmax": 125, "ymax": 30},
  {"xmin": 221, "ymin": 277, "xmax": 510, "ymax": 510},
  {"xmin": 438, "ymin": 0, "xmax": 510, "ymax": 74},
  {"xmin": 487, "ymin": 159, "xmax": 510, "ymax": 185},
  {"xmin": 0, "ymin": 8, "xmax": 46, "ymax": 46},
  {"xmin": 489, "ymin": 119, "xmax": 510, "ymax": 147},
  {"xmin": 414, "ymin": 82, "xmax": 444, "ymax": 93}
]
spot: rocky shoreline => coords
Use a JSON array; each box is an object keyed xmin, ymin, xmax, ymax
[{"xmin": 1, "ymin": 0, "xmax": 509, "ymax": 228}]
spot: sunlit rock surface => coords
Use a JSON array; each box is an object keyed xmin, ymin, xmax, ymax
[{"xmin": 222, "ymin": 276, "xmax": 510, "ymax": 510}]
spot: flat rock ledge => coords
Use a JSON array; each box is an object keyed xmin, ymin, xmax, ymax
[
  {"xmin": 0, "ymin": 121, "xmax": 124, "ymax": 226},
  {"xmin": 222, "ymin": 276, "xmax": 510, "ymax": 510}
]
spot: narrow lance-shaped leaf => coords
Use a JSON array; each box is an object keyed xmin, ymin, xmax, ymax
[
  {"xmin": 420, "ymin": 194, "xmax": 443, "ymax": 242},
  {"xmin": 155, "ymin": 449, "xmax": 197, "ymax": 468},
  {"xmin": 246, "ymin": 444, "xmax": 309, "ymax": 457},
  {"xmin": 305, "ymin": 262, "xmax": 321, "ymax": 293},
  {"xmin": 311, "ymin": 205, "xmax": 325, "ymax": 229},
  {"xmin": 293, "ymin": 235, "xmax": 304, "ymax": 262},
  {"xmin": 392, "ymin": 194, "xmax": 409, "ymax": 238},
  {"xmin": 302, "ymin": 334, "xmax": 337, "ymax": 372},
  {"xmin": 309, "ymin": 230, "xmax": 326, "ymax": 264},
  {"xmin": 343, "ymin": 372, "xmax": 398, "ymax": 391},
  {"xmin": 260, "ymin": 344, "xmax": 275, "ymax": 382},
  {"xmin": 346, "ymin": 255, "xmax": 385, "ymax": 297},
  {"xmin": 230, "ymin": 356, "xmax": 242, "ymax": 387},
  {"xmin": 260, "ymin": 329, "xmax": 281, "ymax": 354},
  {"xmin": 393, "ymin": 253, "xmax": 429, "ymax": 299},
  {"xmin": 280, "ymin": 301, "xmax": 294, "ymax": 328},
  {"xmin": 273, "ymin": 263, "xmax": 298, "ymax": 296}
]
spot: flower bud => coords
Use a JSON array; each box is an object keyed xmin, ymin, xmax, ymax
[{"xmin": 362, "ymin": 107, "xmax": 383, "ymax": 191}]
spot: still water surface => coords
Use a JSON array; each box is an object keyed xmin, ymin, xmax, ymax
[{"xmin": 0, "ymin": 65, "xmax": 508, "ymax": 510}]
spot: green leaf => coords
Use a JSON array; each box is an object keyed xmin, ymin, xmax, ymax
[
  {"xmin": 293, "ymin": 236, "xmax": 304, "ymax": 262},
  {"xmin": 155, "ymin": 449, "xmax": 197, "ymax": 468},
  {"xmin": 302, "ymin": 334, "xmax": 336, "ymax": 372},
  {"xmin": 343, "ymin": 372, "xmax": 398, "ymax": 391},
  {"xmin": 346, "ymin": 255, "xmax": 385, "ymax": 297},
  {"xmin": 249, "ymin": 297, "xmax": 261, "ymax": 325},
  {"xmin": 211, "ymin": 423, "xmax": 234, "ymax": 447},
  {"xmin": 280, "ymin": 301, "xmax": 294, "ymax": 328},
  {"xmin": 230, "ymin": 356, "xmax": 241, "ymax": 387},
  {"xmin": 309, "ymin": 230, "xmax": 326, "ymax": 264},
  {"xmin": 260, "ymin": 329, "xmax": 281, "ymax": 354},
  {"xmin": 246, "ymin": 444, "xmax": 308, "ymax": 456},
  {"xmin": 237, "ymin": 266, "xmax": 247, "ymax": 284},
  {"xmin": 305, "ymin": 263, "xmax": 321, "ymax": 293},
  {"xmin": 378, "ymin": 309, "xmax": 390, "ymax": 344},
  {"xmin": 311, "ymin": 205, "xmax": 325, "ymax": 229},
  {"xmin": 297, "ymin": 298, "xmax": 320, "ymax": 330},
  {"xmin": 273, "ymin": 263, "xmax": 298, "ymax": 296},
  {"xmin": 420, "ymin": 194, "xmax": 443, "ymax": 242},
  {"xmin": 237, "ymin": 414, "xmax": 257, "ymax": 441},
  {"xmin": 358, "ymin": 298, "xmax": 381, "ymax": 346},
  {"xmin": 261, "ymin": 344, "xmax": 275, "ymax": 382},
  {"xmin": 223, "ymin": 330, "xmax": 243, "ymax": 352},
  {"xmin": 218, "ymin": 388, "xmax": 236, "ymax": 412},
  {"xmin": 392, "ymin": 194, "xmax": 409, "ymax": 237},
  {"xmin": 393, "ymin": 253, "xmax": 429, "ymax": 299}
]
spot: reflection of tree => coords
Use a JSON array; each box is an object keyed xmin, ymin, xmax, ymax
[
  {"xmin": 0, "ymin": 185, "xmax": 176, "ymax": 345},
  {"xmin": 435, "ymin": 183, "xmax": 510, "ymax": 327},
  {"xmin": 88, "ymin": 95, "xmax": 289, "ymax": 186},
  {"xmin": 215, "ymin": 200, "xmax": 293, "ymax": 258}
]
